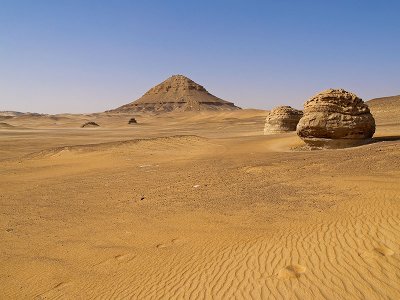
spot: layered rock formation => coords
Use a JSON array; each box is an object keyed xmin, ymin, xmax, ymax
[
  {"xmin": 297, "ymin": 89, "xmax": 375, "ymax": 148},
  {"xmin": 264, "ymin": 106, "xmax": 303, "ymax": 135},
  {"xmin": 108, "ymin": 75, "xmax": 240, "ymax": 113}
]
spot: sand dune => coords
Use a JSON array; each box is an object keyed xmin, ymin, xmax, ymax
[
  {"xmin": 0, "ymin": 122, "xmax": 15, "ymax": 129},
  {"xmin": 0, "ymin": 108, "xmax": 399, "ymax": 299}
]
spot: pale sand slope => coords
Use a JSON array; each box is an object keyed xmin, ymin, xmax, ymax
[
  {"xmin": 0, "ymin": 110, "xmax": 267, "ymax": 159},
  {"xmin": 367, "ymin": 95, "xmax": 400, "ymax": 126},
  {"xmin": 0, "ymin": 109, "xmax": 399, "ymax": 299}
]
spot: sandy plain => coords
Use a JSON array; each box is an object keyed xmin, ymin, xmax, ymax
[{"xmin": 0, "ymin": 107, "xmax": 399, "ymax": 299}]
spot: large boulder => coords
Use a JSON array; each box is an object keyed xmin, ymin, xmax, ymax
[
  {"xmin": 264, "ymin": 106, "xmax": 303, "ymax": 134},
  {"xmin": 296, "ymin": 89, "xmax": 375, "ymax": 148}
]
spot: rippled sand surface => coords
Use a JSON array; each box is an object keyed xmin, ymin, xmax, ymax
[{"xmin": 0, "ymin": 109, "xmax": 399, "ymax": 299}]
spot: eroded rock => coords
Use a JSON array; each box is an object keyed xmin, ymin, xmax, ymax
[
  {"xmin": 296, "ymin": 89, "xmax": 375, "ymax": 148},
  {"xmin": 264, "ymin": 106, "xmax": 303, "ymax": 134}
]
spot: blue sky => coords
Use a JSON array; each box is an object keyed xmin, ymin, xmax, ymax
[{"xmin": 1, "ymin": 0, "xmax": 399, "ymax": 113}]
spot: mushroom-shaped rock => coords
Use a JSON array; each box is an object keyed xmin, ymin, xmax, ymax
[
  {"xmin": 264, "ymin": 106, "xmax": 303, "ymax": 135},
  {"xmin": 296, "ymin": 89, "xmax": 375, "ymax": 148}
]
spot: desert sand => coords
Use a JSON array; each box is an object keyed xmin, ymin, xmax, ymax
[{"xmin": 0, "ymin": 101, "xmax": 399, "ymax": 299}]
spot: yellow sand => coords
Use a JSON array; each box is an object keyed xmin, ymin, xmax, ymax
[{"xmin": 0, "ymin": 109, "xmax": 399, "ymax": 299}]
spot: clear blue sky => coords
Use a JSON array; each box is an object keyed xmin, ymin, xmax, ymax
[{"xmin": 1, "ymin": 0, "xmax": 399, "ymax": 113}]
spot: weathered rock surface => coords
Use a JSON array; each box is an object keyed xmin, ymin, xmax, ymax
[
  {"xmin": 107, "ymin": 75, "xmax": 240, "ymax": 113},
  {"xmin": 264, "ymin": 106, "xmax": 303, "ymax": 134},
  {"xmin": 297, "ymin": 89, "xmax": 375, "ymax": 148}
]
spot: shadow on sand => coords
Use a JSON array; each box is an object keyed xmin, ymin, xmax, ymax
[{"xmin": 372, "ymin": 135, "xmax": 400, "ymax": 143}]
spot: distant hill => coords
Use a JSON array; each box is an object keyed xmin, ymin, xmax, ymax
[
  {"xmin": 366, "ymin": 95, "xmax": 400, "ymax": 125},
  {"xmin": 366, "ymin": 95, "xmax": 400, "ymax": 109},
  {"xmin": 107, "ymin": 75, "xmax": 240, "ymax": 113},
  {"xmin": 0, "ymin": 111, "xmax": 24, "ymax": 117}
]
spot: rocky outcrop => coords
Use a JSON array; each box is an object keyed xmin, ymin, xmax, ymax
[
  {"xmin": 81, "ymin": 121, "xmax": 99, "ymax": 128},
  {"xmin": 264, "ymin": 106, "xmax": 303, "ymax": 134},
  {"xmin": 296, "ymin": 89, "xmax": 375, "ymax": 148},
  {"xmin": 107, "ymin": 75, "xmax": 240, "ymax": 113}
]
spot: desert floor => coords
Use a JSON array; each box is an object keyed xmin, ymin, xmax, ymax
[{"xmin": 0, "ymin": 110, "xmax": 399, "ymax": 299}]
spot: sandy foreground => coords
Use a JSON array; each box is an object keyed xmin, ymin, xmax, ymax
[{"xmin": 0, "ymin": 110, "xmax": 399, "ymax": 299}]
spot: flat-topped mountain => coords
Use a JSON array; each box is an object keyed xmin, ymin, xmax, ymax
[{"xmin": 108, "ymin": 75, "xmax": 240, "ymax": 113}]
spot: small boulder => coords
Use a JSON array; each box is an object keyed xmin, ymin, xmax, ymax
[
  {"xmin": 81, "ymin": 121, "xmax": 99, "ymax": 128},
  {"xmin": 128, "ymin": 117, "xmax": 137, "ymax": 124},
  {"xmin": 264, "ymin": 106, "xmax": 303, "ymax": 134},
  {"xmin": 296, "ymin": 89, "xmax": 375, "ymax": 148}
]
